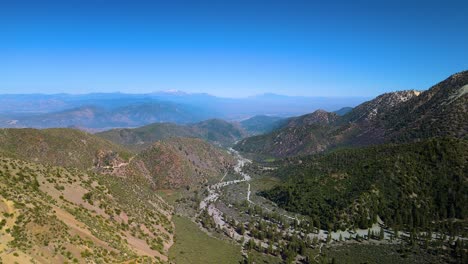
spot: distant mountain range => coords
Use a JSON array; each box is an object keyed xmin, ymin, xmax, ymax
[
  {"xmin": 235, "ymin": 71, "xmax": 468, "ymax": 157},
  {"xmin": 0, "ymin": 91, "xmax": 365, "ymax": 130},
  {"xmin": 0, "ymin": 102, "xmax": 211, "ymax": 130}
]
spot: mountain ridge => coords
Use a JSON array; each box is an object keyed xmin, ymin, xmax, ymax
[
  {"xmin": 97, "ymin": 118, "xmax": 247, "ymax": 150},
  {"xmin": 235, "ymin": 71, "xmax": 468, "ymax": 157}
]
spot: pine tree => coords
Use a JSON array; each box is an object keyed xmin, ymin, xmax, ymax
[
  {"xmin": 379, "ymin": 227, "xmax": 385, "ymax": 240},
  {"xmin": 240, "ymin": 224, "xmax": 245, "ymax": 235},
  {"xmin": 449, "ymin": 204, "xmax": 456, "ymax": 219},
  {"xmin": 247, "ymin": 239, "xmax": 255, "ymax": 250},
  {"xmin": 268, "ymin": 241, "xmax": 273, "ymax": 254}
]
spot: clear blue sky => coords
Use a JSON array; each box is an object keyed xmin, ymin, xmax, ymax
[{"xmin": 1, "ymin": 0, "xmax": 467, "ymax": 97}]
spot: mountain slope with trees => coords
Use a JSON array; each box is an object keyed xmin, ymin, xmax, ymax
[
  {"xmin": 235, "ymin": 71, "xmax": 468, "ymax": 157},
  {"xmin": 259, "ymin": 138, "xmax": 467, "ymax": 234},
  {"xmin": 97, "ymin": 119, "xmax": 247, "ymax": 150}
]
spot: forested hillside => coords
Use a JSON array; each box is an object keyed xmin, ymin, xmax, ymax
[{"xmin": 260, "ymin": 138, "xmax": 467, "ymax": 236}]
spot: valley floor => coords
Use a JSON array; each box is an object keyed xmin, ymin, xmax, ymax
[
  {"xmin": 168, "ymin": 215, "xmax": 242, "ymax": 264},
  {"xmin": 165, "ymin": 149, "xmax": 464, "ymax": 263}
]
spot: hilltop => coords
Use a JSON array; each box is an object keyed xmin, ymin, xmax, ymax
[
  {"xmin": 97, "ymin": 119, "xmax": 247, "ymax": 150},
  {"xmin": 0, "ymin": 128, "xmax": 132, "ymax": 170}
]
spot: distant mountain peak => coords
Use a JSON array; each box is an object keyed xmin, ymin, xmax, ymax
[
  {"xmin": 155, "ymin": 89, "xmax": 190, "ymax": 96},
  {"xmin": 311, "ymin": 109, "xmax": 329, "ymax": 114},
  {"xmin": 287, "ymin": 109, "xmax": 338, "ymax": 128}
]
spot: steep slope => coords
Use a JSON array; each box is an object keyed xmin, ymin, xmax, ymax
[
  {"xmin": 97, "ymin": 119, "xmax": 247, "ymax": 150},
  {"xmin": 381, "ymin": 71, "xmax": 468, "ymax": 141},
  {"xmin": 260, "ymin": 138, "xmax": 468, "ymax": 233},
  {"xmin": 333, "ymin": 90, "xmax": 423, "ymax": 146},
  {"xmin": 340, "ymin": 90, "xmax": 421, "ymax": 124},
  {"xmin": 235, "ymin": 71, "xmax": 468, "ymax": 157},
  {"xmin": 0, "ymin": 156, "xmax": 173, "ymax": 263},
  {"xmin": 235, "ymin": 110, "xmax": 339, "ymax": 157},
  {"xmin": 240, "ymin": 115, "xmax": 286, "ymax": 135},
  {"xmin": 0, "ymin": 128, "xmax": 132, "ymax": 170},
  {"xmin": 128, "ymin": 138, "xmax": 235, "ymax": 189},
  {"xmin": 286, "ymin": 110, "xmax": 339, "ymax": 127}
]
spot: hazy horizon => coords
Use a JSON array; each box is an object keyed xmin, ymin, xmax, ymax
[{"xmin": 0, "ymin": 89, "xmax": 375, "ymax": 99}]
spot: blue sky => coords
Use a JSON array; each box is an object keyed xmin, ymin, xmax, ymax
[{"xmin": 1, "ymin": 0, "xmax": 467, "ymax": 97}]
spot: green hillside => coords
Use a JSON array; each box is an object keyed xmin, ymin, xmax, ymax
[
  {"xmin": 260, "ymin": 138, "xmax": 468, "ymax": 235},
  {"xmin": 97, "ymin": 119, "xmax": 247, "ymax": 151}
]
